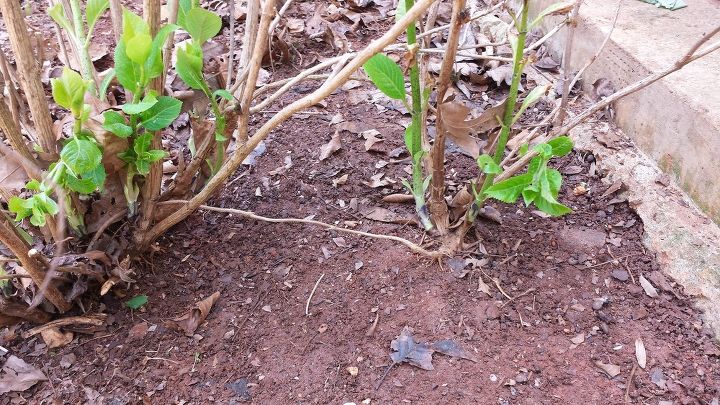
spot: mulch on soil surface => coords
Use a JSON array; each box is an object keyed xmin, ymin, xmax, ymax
[{"xmin": 1, "ymin": 0, "xmax": 719, "ymax": 404}]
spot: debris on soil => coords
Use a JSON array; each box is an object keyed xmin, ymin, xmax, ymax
[
  {"xmin": 389, "ymin": 327, "xmax": 476, "ymax": 371},
  {"xmin": 0, "ymin": 356, "xmax": 47, "ymax": 394},
  {"xmin": 166, "ymin": 291, "xmax": 221, "ymax": 336}
]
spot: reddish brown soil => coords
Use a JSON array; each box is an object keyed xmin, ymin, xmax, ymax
[{"xmin": 1, "ymin": 1, "xmax": 719, "ymax": 404}]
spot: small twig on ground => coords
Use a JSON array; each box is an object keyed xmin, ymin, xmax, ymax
[
  {"xmin": 158, "ymin": 202, "xmax": 443, "ymax": 257},
  {"xmin": 305, "ymin": 273, "xmax": 325, "ymax": 316},
  {"xmin": 625, "ymin": 362, "xmax": 638, "ymax": 403},
  {"xmin": 583, "ymin": 254, "xmax": 637, "ymax": 270},
  {"xmin": 490, "ymin": 276, "xmax": 513, "ymax": 300},
  {"xmin": 375, "ymin": 363, "xmax": 396, "ymax": 390},
  {"xmin": 500, "ymin": 288, "xmax": 536, "ymax": 308}
]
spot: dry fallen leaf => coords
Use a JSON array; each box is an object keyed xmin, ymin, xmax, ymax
[
  {"xmin": 639, "ymin": 275, "xmax": 659, "ymax": 298},
  {"xmin": 362, "ymin": 207, "xmax": 418, "ymax": 226},
  {"xmin": 40, "ymin": 327, "xmax": 74, "ymax": 349},
  {"xmin": 594, "ymin": 360, "xmax": 621, "ymax": 378},
  {"xmin": 332, "ymin": 173, "xmax": 349, "ymax": 187},
  {"xmin": 0, "ymin": 158, "xmax": 28, "ymax": 191},
  {"xmin": 363, "ymin": 173, "xmax": 394, "ymax": 188},
  {"xmin": 170, "ymin": 291, "xmax": 221, "ymax": 336},
  {"xmin": 382, "ymin": 194, "xmax": 415, "ymax": 204},
  {"xmin": 0, "ymin": 356, "xmax": 47, "ymax": 394},
  {"xmin": 635, "ymin": 338, "xmax": 647, "ymax": 369},
  {"xmin": 361, "ymin": 129, "xmax": 384, "ymax": 152},
  {"xmin": 268, "ymin": 155, "xmax": 293, "ymax": 176},
  {"xmin": 438, "ymin": 100, "xmax": 507, "ymax": 157},
  {"xmin": 319, "ymin": 131, "xmax": 342, "ymax": 161}
]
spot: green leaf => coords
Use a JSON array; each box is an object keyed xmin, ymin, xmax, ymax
[
  {"xmin": 527, "ymin": 156, "xmax": 543, "ymax": 176},
  {"xmin": 484, "ymin": 173, "xmax": 533, "ymax": 203},
  {"xmin": 476, "ymin": 154, "xmax": 501, "ymax": 174},
  {"xmin": 51, "ymin": 67, "xmax": 88, "ymax": 116},
  {"xmin": 25, "ymin": 180, "xmax": 41, "ymax": 191},
  {"xmin": 519, "ymin": 143, "xmax": 529, "ymax": 156},
  {"xmin": 86, "ymin": 0, "xmax": 110, "ymax": 34},
  {"xmin": 140, "ymin": 96, "xmax": 182, "ymax": 131},
  {"xmin": 521, "ymin": 187, "xmax": 538, "ymax": 206},
  {"xmin": 533, "ymin": 195, "xmax": 572, "ymax": 216},
  {"xmin": 103, "ymin": 110, "xmax": 133, "ymax": 137},
  {"xmin": 134, "ymin": 133, "xmax": 153, "ymax": 155},
  {"xmin": 61, "ymin": 138, "xmax": 102, "ymax": 174},
  {"xmin": 8, "ymin": 197, "xmax": 32, "ymax": 221},
  {"xmin": 545, "ymin": 168, "xmax": 562, "ymax": 197},
  {"xmin": 144, "ymin": 24, "xmax": 179, "ymax": 81},
  {"xmin": 125, "ymin": 295, "xmax": 148, "ymax": 309},
  {"xmin": 48, "ymin": 3, "xmax": 73, "ymax": 34},
  {"xmin": 135, "ymin": 158, "xmax": 150, "ymax": 175},
  {"xmin": 184, "ymin": 8, "xmax": 222, "ymax": 44},
  {"xmin": 395, "ymin": 0, "xmax": 408, "ymax": 21},
  {"xmin": 363, "ymin": 54, "xmax": 406, "ymax": 100},
  {"xmin": 533, "ymin": 143, "xmax": 553, "ymax": 159},
  {"xmin": 213, "ymin": 89, "xmax": 233, "ymax": 101},
  {"xmin": 403, "ymin": 123, "xmax": 421, "ymax": 158},
  {"xmin": 115, "ymin": 40, "xmax": 142, "ymax": 94},
  {"xmin": 512, "ymin": 84, "xmax": 550, "ymax": 125},
  {"xmin": 175, "ymin": 45, "xmax": 206, "ymax": 90},
  {"xmin": 99, "ymin": 68, "xmax": 116, "ymax": 96},
  {"xmin": 64, "ymin": 171, "xmax": 98, "ymax": 194},
  {"xmin": 177, "ymin": 0, "xmax": 194, "ymax": 28},
  {"xmin": 143, "ymin": 150, "xmax": 167, "ymax": 163},
  {"xmin": 122, "ymin": 93, "xmax": 158, "ymax": 115},
  {"xmin": 126, "ymin": 33, "xmax": 153, "ymax": 64},
  {"xmin": 121, "ymin": 8, "xmax": 149, "ymax": 44},
  {"xmin": 547, "ymin": 136, "xmax": 573, "ymax": 157},
  {"xmin": 530, "ymin": 1, "xmax": 575, "ymax": 29},
  {"xmin": 84, "ymin": 165, "xmax": 107, "ymax": 188}
]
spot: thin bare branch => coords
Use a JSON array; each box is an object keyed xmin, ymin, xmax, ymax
[
  {"xmin": 140, "ymin": 0, "xmax": 440, "ymax": 248},
  {"xmin": 568, "ymin": 0, "xmax": 621, "ymax": 91},
  {"xmin": 430, "ymin": 0, "xmax": 466, "ymax": 234},
  {"xmin": 0, "ymin": 0, "xmax": 57, "ymax": 159},
  {"xmin": 160, "ymin": 202, "xmax": 443, "ymax": 258},
  {"xmin": 555, "ymin": 0, "xmax": 582, "ymax": 126}
]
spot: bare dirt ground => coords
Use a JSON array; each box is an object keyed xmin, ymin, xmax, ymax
[{"xmin": 1, "ymin": 0, "xmax": 719, "ymax": 404}]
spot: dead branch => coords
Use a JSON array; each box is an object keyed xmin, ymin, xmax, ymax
[
  {"xmin": 0, "ymin": 48, "xmax": 23, "ymax": 127},
  {"xmin": 162, "ymin": 0, "xmax": 180, "ymax": 88},
  {"xmin": 525, "ymin": 19, "xmax": 567, "ymax": 53},
  {"xmin": 0, "ymin": 98, "xmax": 38, "ymax": 173},
  {"xmin": 234, "ymin": 0, "xmax": 261, "ymax": 104},
  {"xmin": 160, "ymin": 201, "xmax": 444, "ymax": 258},
  {"xmin": 555, "ymin": 0, "xmax": 582, "ymax": 126},
  {"xmin": 0, "ymin": 216, "xmax": 70, "ymax": 312},
  {"xmin": 268, "ymin": 0, "xmax": 294, "ymax": 34},
  {"xmin": 226, "ymin": 0, "xmax": 235, "ymax": 82},
  {"xmin": 419, "ymin": 2, "xmax": 503, "ymax": 40},
  {"xmin": 140, "ymin": 0, "xmax": 440, "ymax": 248},
  {"xmin": 22, "ymin": 313, "xmax": 107, "ymax": 338},
  {"xmin": 497, "ymin": 26, "xmax": 720, "ymax": 184},
  {"xmin": 0, "ymin": 297, "xmax": 51, "ymax": 324},
  {"xmin": 568, "ymin": 0, "xmax": 621, "ymax": 91},
  {"xmin": 108, "ymin": 0, "xmax": 123, "ymax": 42},
  {"xmin": 430, "ymin": 0, "xmax": 466, "ymax": 234},
  {"xmin": 0, "ymin": 0, "xmax": 57, "ymax": 159},
  {"xmin": 136, "ymin": 0, "xmax": 164, "ymax": 247},
  {"xmin": 250, "ymin": 54, "xmax": 354, "ymax": 113}
]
